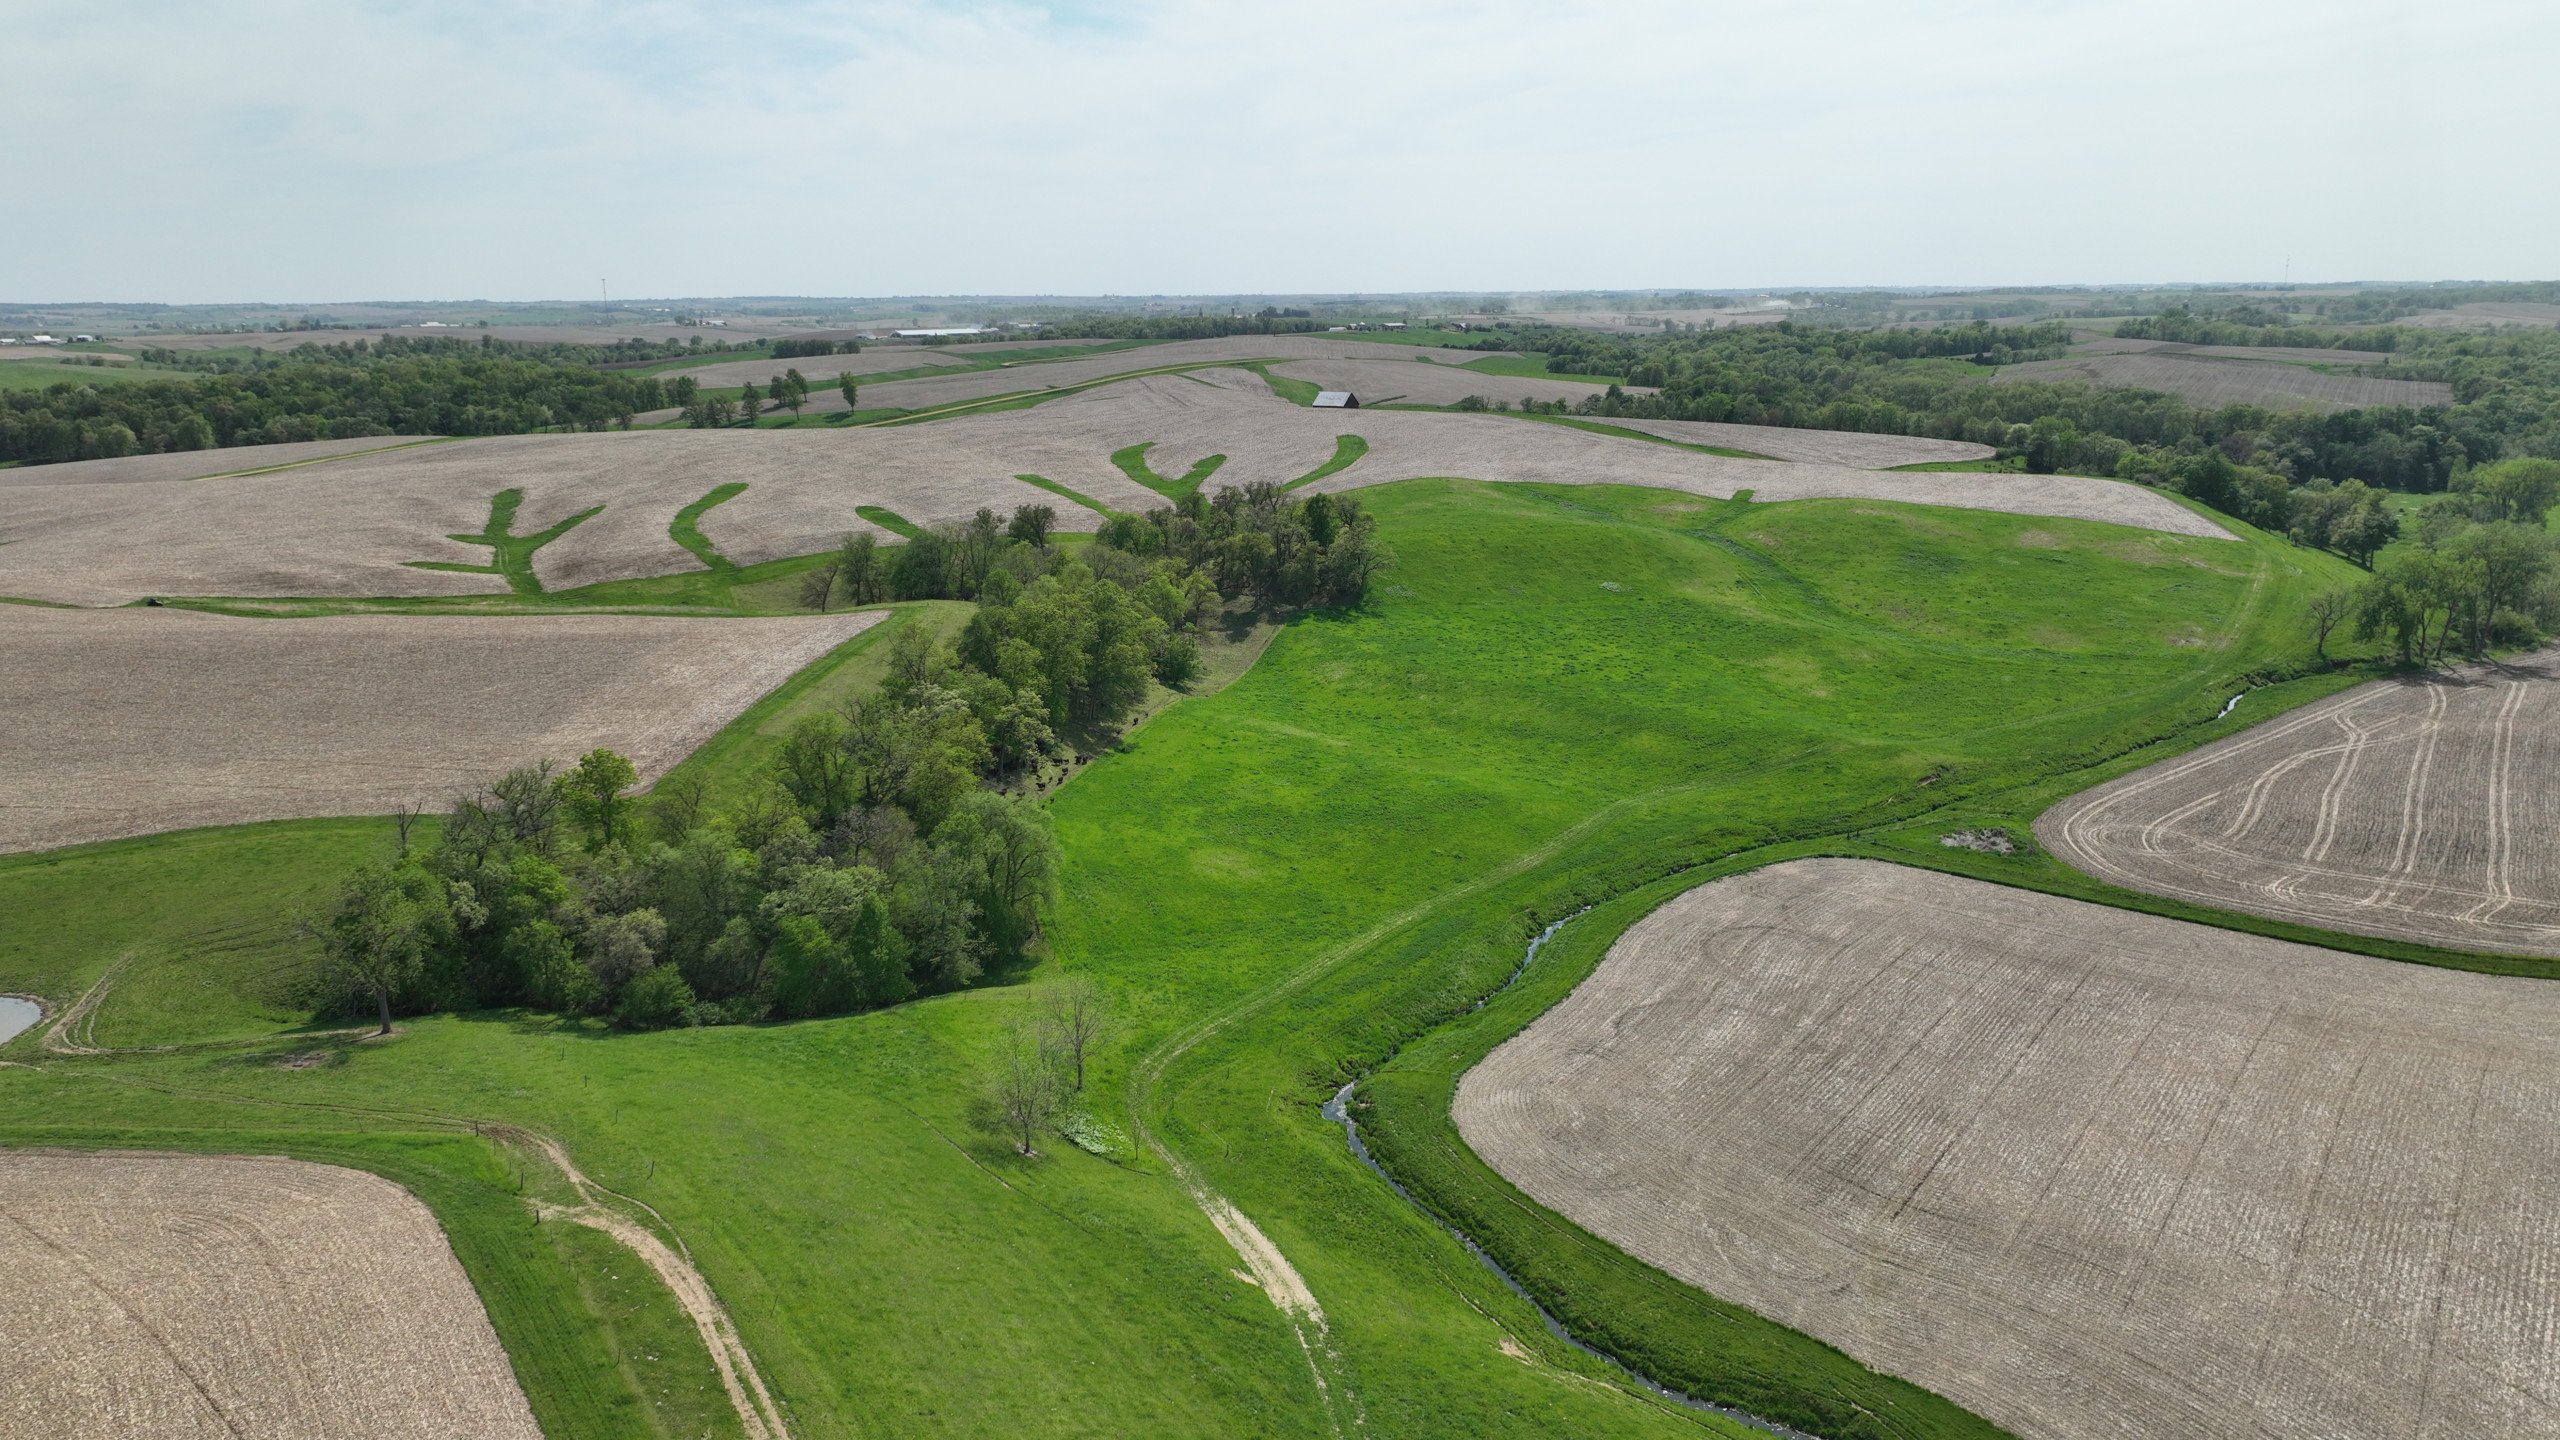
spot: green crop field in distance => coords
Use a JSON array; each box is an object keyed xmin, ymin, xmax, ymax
[{"xmin": 0, "ymin": 477, "xmax": 2383, "ymax": 1437}]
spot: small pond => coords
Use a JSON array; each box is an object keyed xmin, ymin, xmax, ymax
[{"xmin": 0, "ymin": 997, "xmax": 41, "ymax": 1046}]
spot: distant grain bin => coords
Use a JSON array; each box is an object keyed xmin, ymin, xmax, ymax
[{"xmin": 1313, "ymin": 391, "xmax": 1360, "ymax": 409}]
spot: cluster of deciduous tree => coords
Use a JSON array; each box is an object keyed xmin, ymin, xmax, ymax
[
  {"xmin": 2313, "ymin": 459, "xmax": 2560, "ymax": 665},
  {"xmin": 1, "ymin": 347, "xmax": 670, "ymax": 464},
  {"xmin": 984, "ymin": 976, "xmax": 1109, "ymax": 1158},
  {"xmin": 769, "ymin": 336, "xmax": 860, "ymax": 359},
  {"xmin": 1096, "ymin": 482, "xmax": 1388, "ymax": 611},
  {"xmin": 683, "ymin": 367, "xmax": 858, "ymax": 426},
  {"xmin": 316, "ymin": 739, "xmax": 1060, "ymax": 1034},
  {"xmin": 313, "ymin": 481, "xmax": 1389, "ymax": 1034}
]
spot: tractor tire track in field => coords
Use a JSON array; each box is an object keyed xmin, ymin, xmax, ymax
[
  {"xmin": 2045, "ymin": 649, "xmax": 2560, "ymax": 957},
  {"xmin": 494, "ymin": 1126, "xmax": 790, "ymax": 1440}
]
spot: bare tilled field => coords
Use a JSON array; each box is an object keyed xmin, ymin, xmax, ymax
[
  {"xmin": 0, "ymin": 607, "xmax": 879, "ymax": 852},
  {"xmin": 2040, "ymin": 649, "xmax": 2560, "ymax": 956},
  {"xmin": 1579, "ymin": 416, "xmax": 1995, "ymax": 468},
  {"xmin": 851, "ymin": 334, "xmax": 1504, "ymax": 412},
  {"xmin": 0, "ymin": 1151, "xmax": 540, "ymax": 1439},
  {"xmin": 1457, "ymin": 858, "xmax": 2560, "ymax": 1440},
  {"xmin": 0, "ymin": 436, "xmax": 446, "ymax": 487},
  {"xmin": 647, "ymin": 347, "xmax": 967, "ymax": 390},
  {"xmin": 2396, "ymin": 302, "xmax": 2560, "ymax": 330},
  {"xmin": 0, "ymin": 373, "xmax": 2228, "ymax": 604},
  {"xmin": 1038, "ymin": 372, "xmax": 2226, "ymax": 537},
  {"xmin": 1995, "ymin": 350, "xmax": 2451, "ymax": 411},
  {"xmin": 2076, "ymin": 336, "xmax": 2396, "ymax": 366},
  {"xmin": 1265, "ymin": 355, "xmax": 1641, "ymax": 408},
  {"xmin": 0, "ymin": 428, "xmax": 1161, "ymax": 604}
]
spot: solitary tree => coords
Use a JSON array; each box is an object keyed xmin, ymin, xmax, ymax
[
  {"xmin": 798, "ymin": 557, "xmax": 839, "ymax": 611},
  {"xmin": 783, "ymin": 367, "xmax": 809, "ymax": 417},
  {"xmin": 837, "ymin": 372, "xmax": 859, "ymax": 414},
  {"xmin": 739, "ymin": 380, "xmax": 762, "ymax": 423},
  {"xmin": 1041, "ymin": 974, "xmax": 1107, "ymax": 1092},
  {"xmin": 391, "ymin": 799, "xmax": 427, "ymax": 856},
  {"xmin": 2307, "ymin": 589, "xmax": 2351, "ymax": 665},
  {"xmin": 561, "ymin": 748, "xmax": 639, "ymax": 849},
  {"xmin": 988, "ymin": 1020, "xmax": 1063, "ymax": 1156},
  {"xmin": 837, "ymin": 531, "xmax": 880, "ymax": 603}
]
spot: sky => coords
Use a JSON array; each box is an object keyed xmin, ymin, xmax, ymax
[{"xmin": 7, "ymin": 0, "xmax": 2556, "ymax": 303}]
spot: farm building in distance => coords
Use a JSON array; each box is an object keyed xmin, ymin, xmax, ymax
[{"xmin": 1313, "ymin": 391, "xmax": 1360, "ymax": 408}]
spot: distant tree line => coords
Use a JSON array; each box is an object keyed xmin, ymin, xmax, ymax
[
  {"xmin": 769, "ymin": 336, "xmax": 861, "ymax": 359},
  {"xmin": 1015, "ymin": 314, "xmax": 1323, "ymax": 342},
  {"xmin": 1, "ymin": 344, "xmax": 674, "ymax": 464},
  {"xmin": 145, "ymin": 332, "xmax": 749, "ymax": 374},
  {"xmin": 2294, "ymin": 281, "xmax": 2560, "ymax": 327},
  {"xmin": 316, "ymin": 485, "xmax": 1385, "ymax": 1033},
  {"xmin": 2112, "ymin": 307, "xmax": 2390, "ymax": 351},
  {"xmin": 1482, "ymin": 318, "xmax": 2560, "ymax": 537}
]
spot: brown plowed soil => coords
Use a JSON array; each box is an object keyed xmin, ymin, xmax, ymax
[
  {"xmin": 2040, "ymin": 649, "xmax": 2560, "ymax": 956},
  {"xmin": 1458, "ymin": 858, "xmax": 2560, "ymax": 1440},
  {"xmin": 0, "ymin": 607, "xmax": 881, "ymax": 852},
  {"xmin": 0, "ymin": 1151, "xmax": 541, "ymax": 1439}
]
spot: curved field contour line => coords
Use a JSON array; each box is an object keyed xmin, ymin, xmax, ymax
[{"xmin": 2042, "ymin": 651, "xmax": 2560, "ymax": 955}]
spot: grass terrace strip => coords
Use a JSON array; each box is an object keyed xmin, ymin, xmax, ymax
[
  {"xmin": 1111, "ymin": 440, "xmax": 1228, "ymax": 502},
  {"xmin": 1014, "ymin": 473, "xmax": 1120, "ymax": 517},
  {"xmin": 1280, "ymin": 434, "xmax": 1368, "ymax": 491},
  {"xmin": 671, "ymin": 482, "xmax": 748, "ymax": 573},
  {"xmin": 853, "ymin": 504, "xmax": 922, "ymax": 539}
]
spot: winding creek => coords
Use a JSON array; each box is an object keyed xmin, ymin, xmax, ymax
[
  {"xmin": 1321, "ymin": 915, "xmax": 1822, "ymax": 1440},
  {"xmin": 0, "ymin": 996, "xmax": 42, "ymax": 1046}
]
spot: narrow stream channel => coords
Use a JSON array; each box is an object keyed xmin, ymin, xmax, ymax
[
  {"xmin": 1322, "ymin": 916, "xmax": 1823, "ymax": 1440},
  {"xmin": 0, "ymin": 996, "xmax": 42, "ymax": 1046},
  {"xmin": 2218, "ymin": 691, "xmax": 2247, "ymax": 720}
]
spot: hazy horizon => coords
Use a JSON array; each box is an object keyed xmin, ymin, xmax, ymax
[{"xmin": 9, "ymin": 0, "xmax": 2556, "ymax": 303}]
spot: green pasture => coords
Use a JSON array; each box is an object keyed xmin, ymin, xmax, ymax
[
  {"xmin": 1459, "ymin": 352, "xmax": 1627, "ymax": 385},
  {"xmin": 3, "ymin": 476, "xmax": 2424, "ymax": 1438},
  {"xmin": 0, "ymin": 357, "xmax": 168, "ymax": 389}
]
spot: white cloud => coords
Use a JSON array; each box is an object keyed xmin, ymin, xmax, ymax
[{"xmin": 5, "ymin": 0, "xmax": 2553, "ymax": 300}]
